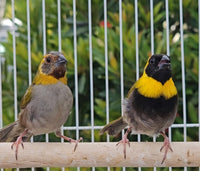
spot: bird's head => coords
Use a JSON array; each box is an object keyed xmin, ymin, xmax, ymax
[
  {"xmin": 33, "ymin": 51, "xmax": 68, "ymax": 85},
  {"xmin": 144, "ymin": 54, "xmax": 171, "ymax": 85},
  {"xmin": 39, "ymin": 51, "xmax": 67, "ymax": 79}
]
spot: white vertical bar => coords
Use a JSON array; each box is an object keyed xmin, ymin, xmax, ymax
[
  {"xmin": 150, "ymin": 0, "xmax": 156, "ymax": 145},
  {"xmin": 45, "ymin": 133, "xmax": 49, "ymax": 171},
  {"xmin": 168, "ymin": 127, "xmax": 172, "ymax": 171},
  {"xmin": 73, "ymin": 1, "xmax": 80, "ymax": 171},
  {"xmin": 179, "ymin": 0, "xmax": 187, "ymax": 142},
  {"xmin": 119, "ymin": 0, "xmax": 124, "ymax": 105},
  {"xmin": 179, "ymin": 1, "xmax": 187, "ymax": 170},
  {"xmin": 150, "ymin": 0, "xmax": 156, "ymax": 148},
  {"xmin": 60, "ymin": 127, "xmax": 64, "ymax": 142},
  {"xmin": 61, "ymin": 162, "xmax": 65, "ymax": 171},
  {"xmin": 150, "ymin": 0, "xmax": 154, "ymax": 55},
  {"xmin": 42, "ymin": 0, "xmax": 46, "ymax": 55},
  {"xmin": 153, "ymin": 138, "xmax": 156, "ymax": 171},
  {"xmin": 135, "ymin": 0, "xmax": 139, "ymax": 80},
  {"xmin": 0, "ymin": 0, "xmax": 5, "ymax": 138},
  {"xmin": 104, "ymin": 0, "xmax": 109, "ymax": 143},
  {"xmin": 88, "ymin": 0, "xmax": 94, "ymax": 143},
  {"xmin": 12, "ymin": 0, "xmax": 18, "ymax": 121},
  {"xmin": 165, "ymin": 0, "xmax": 171, "ymax": 140},
  {"xmin": 135, "ymin": 0, "xmax": 141, "ymax": 151},
  {"xmin": 26, "ymin": 2, "xmax": 34, "ymax": 171},
  {"xmin": 165, "ymin": 2, "xmax": 172, "ymax": 170},
  {"xmin": 12, "ymin": 2, "xmax": 18, "ymax": 171},
  {"xmin": 119, "ymin": 2, "xmax": 126, "ymax": 171},
  {"xmin": 57, "ymin": 0, "xmax": 64, "ymax": 146},
  {"xmin": 57, "ymin": 0, "xmax": 62, "ymax": 52},
  {"xmin": 42, "ymin": 1, "xmax": 49, "ymax": 171},
  {"xmin": 104, "ymin": 3, "xmax": 110, "ymax": 171},
  {"xmin": 57, "ymin": 0, "xmax": 64, "ymax": 150},
  {"xmin": 150, "ymin": 1, "xmax": 156, "ymax": 171},
  {"xmin": 165, "ymin": 1, "xmax": 172, "ymax": 170},
  {"xmin": 153, "ymin": 135, "xmax": 157, "ymax": 171},
  {"xmin": 119, "ymin": 0, "xmax": 124, "ymax": 116},
  {"xmin": 165, "ymin": 0, "xmax": 170, "ymax": 56},
  {"xmin": 27, "ymin": 0, "xmax": 32, "ymax": 85},
  {"xmin": 73, "ymin": 0, "xmax": 79, "ymax": 142},
  {"xmin": 57, "ymin": 3, "xmax": 64, "ymax": 165}
]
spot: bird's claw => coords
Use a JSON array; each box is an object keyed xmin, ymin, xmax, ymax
[
  {"xmin": 116, "ymin": 138, "xmax": 130, "ymax": 147},
  {"xmin": 116, "ymin": 136, "xmax": 130, "ymax": 159},
  {"xmin": 58, "ymin": 133, "xmax": 83, "ymax": 152},
  {"xmin": 73, "ymin": 137, "xmax": 83, "ymax": 152},
  {"xmin": 160, "ymin": 143, "xmax": 173, "ymax": 152},
  {"xmin": 11, "ymin": 137, "xmax": 24, "ymax": 160},
  {"xmin": 116, "ymin": 127, "xmax": 132, "ymax": 159},
  {"xmin": 10, "ymin": 129, "xmax": 28, "ymax": 160},
  {"xmin": 160, "ymin": 132, "xmax": 173, "ymax": 164}
]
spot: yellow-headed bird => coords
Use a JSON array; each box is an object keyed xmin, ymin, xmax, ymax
[
  {"xmin": 0, "ymin": 51, "xmax": 82, "ymax": 159},
  {"xmin": 100, "ymin": 54, "xmax": 178, "ymax": 164}
]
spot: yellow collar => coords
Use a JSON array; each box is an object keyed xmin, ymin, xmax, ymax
[
  {"xmin": 131, "ymin": 72, "xmax": 177, "ymax": 99},
  {"xmin": 33, "ymin": 71, "xmax": 67, "ymax": 85}
]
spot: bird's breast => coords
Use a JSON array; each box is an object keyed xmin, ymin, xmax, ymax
[
  {"xmin": 23, "ymin": 81, "xmax": 73, "ymax": 135},
  {"xmin": 123, "ymin": 88, "xmax": 178, "ymax": 136}
]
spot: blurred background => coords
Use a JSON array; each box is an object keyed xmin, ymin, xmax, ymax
[{"xmin": 0, "ymin": 0, "xmax": 199, "ymax": 170}]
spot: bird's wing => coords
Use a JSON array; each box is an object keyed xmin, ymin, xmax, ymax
[{"xmin": 20, "ymin": 84, "xmax": 33, "ymax": 109}]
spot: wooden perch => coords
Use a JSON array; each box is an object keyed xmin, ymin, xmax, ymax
[{"xmin": 0, "ymin": 142, "xmax": 199, "ymax": 168}]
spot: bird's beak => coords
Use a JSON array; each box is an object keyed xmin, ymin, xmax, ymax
[
  {"xmin": 158, "ymin": 55, "xmax": 170, "ymax": 69},
  {"xmin": 57, "ymin": 54, "xmax": 67, "ymax": 65}
]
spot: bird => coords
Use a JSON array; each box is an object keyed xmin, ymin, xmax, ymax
[
  {"xmin": 0, "ymin": 51, "xmax": 82, "ymax": 160},
  {"xmin": 100, "ymin": 54, "xmax": 178, "ymax": 164}
]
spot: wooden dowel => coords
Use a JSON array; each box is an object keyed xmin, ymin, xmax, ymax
[{"xmin": 0, "ymin": 142, "xmax": 199, "ymax": 168}]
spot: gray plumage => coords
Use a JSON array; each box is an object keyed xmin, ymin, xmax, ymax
[
  {"xmin": 0, "ymin": 52, "xmax": 73, "ymax": 142},
  {"xmin": 0, "ymin": 81, "xmax": 73, "ymax": 142}
]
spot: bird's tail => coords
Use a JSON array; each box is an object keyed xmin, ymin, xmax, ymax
[
  {"xmin": 100, "ymin": 116, "xmax": 128, "ymax": 136},
  {"xmin": 0, "ymin": 121, "xmax": 31, "ymax": 142}
]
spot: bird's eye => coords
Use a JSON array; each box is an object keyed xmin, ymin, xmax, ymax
[
  {"xmin": 46, "ymin": 57, "xmax": 51, "ymax": 63},
  {"xmin": 149, "ymin": 58, "xmax": 155, "ymax": 64}
]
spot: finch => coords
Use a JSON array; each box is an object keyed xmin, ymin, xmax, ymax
[
  {"xmin": 0, "ymin": 51, "xmax": 82, "ymax": 159},
  {"xmin": 100, "ymin": 54, "xmax": 178, "ymax": 164}
]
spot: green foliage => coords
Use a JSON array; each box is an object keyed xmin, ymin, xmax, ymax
[{"xmin": 1, "ymin": 0, "xmax": 199, "ymax": 170}]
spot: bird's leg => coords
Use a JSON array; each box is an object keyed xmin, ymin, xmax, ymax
[
  {"xmin": 160, "ymin": 131, "xmax": 173, "ymax": 164},
  {"xmin": 55, "ymin": 130, "xmax": 83, "ymax": 152},
  {"xmin": 11, "ymin": 128, "xmax": 29, "ymax": 160},
  {"xmin": 116, "ymin": 127, "xmax": 132, "ymax": 159}
]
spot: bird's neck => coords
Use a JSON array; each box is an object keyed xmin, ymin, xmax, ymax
[
  {"xmin": 33, "ymin": 71, "xmax": 67, "ymax": 85},
  {"xmin": 130, "ymin": 72, "xmax": 177, "ymax": 99}
]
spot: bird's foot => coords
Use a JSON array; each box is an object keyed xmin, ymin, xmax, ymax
[
  {"xmin": 58, "ymin": 134, "xmax": 83, "ymax": 152},
  {"xmin": 116, "ymin": 127, "xmax": 132, "ymax": 159},
  {"xmin": 160, "ymin": 131, "xmax": 173, "ymax": 164},
  {"xmin": 11, "ymin": 128, "xmax": 29, "ymax": 160}
]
